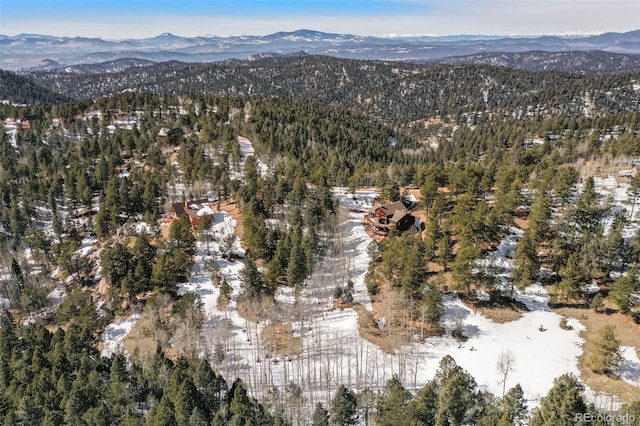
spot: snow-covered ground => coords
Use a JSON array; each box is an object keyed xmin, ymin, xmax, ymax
[
  {"xmin": 97, "ymin": 190, "xmax": 607, "ymax": 413},
  {"xmin": 101, "ymin": 314, "xmax": 140, "ymax": 358},
  {"xmin": 620, "ymin": 346, "xmax": 640, "ymax": 387},
  {"xmin": 76, "ymin": 236, "xmax": 98, "ymax": 258},
  {"xmin": 171, "ymin": 190, "xmax": 589, "ymax": 409},
  {"xmin": 3, "ymin": 119, "xmax": 18, "ymax": 148},
  {"xmin": 237, "ymin": 136, "xmax": 269, "ymax": 177},
  {"xmin": 96, "ymin": 148, "xmax": 639, "ymax": 413},
  {"xmin": 419, "ymin": 293, "xmax": 584, "ymax": 403}
]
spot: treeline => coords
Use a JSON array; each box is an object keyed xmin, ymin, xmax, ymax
[
  {"xmin": 2, "ymin": 310, "xmax": 639, "ymax": 425},
  {"xmin": 0, "ymin": 311, "xmax": 274, "ymax": 426}
]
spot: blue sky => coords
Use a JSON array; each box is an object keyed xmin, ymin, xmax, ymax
[{"xmin": 2, "ymin": 0, "xmax": 638, "ymax": 38}]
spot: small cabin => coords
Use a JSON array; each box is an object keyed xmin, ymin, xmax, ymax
[
  {"xmin": 157, "ymin": 127, "xmax": 184, "ymax": 144},
  {"xmin": 20, "ymin": 115, "xmax": 41, "ymax": 130}
]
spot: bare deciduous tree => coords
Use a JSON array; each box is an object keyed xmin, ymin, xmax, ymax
[{"xmin": 496, "ymin": 349, "xmax": 517, "ymax": 396}]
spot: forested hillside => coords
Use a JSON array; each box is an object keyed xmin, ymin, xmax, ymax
[
  {"xmin": 1, "ymin": 56, "xmax": 639, "ymax": 424},
  {"xmin": 438, "ymin": 51, "xmax": 640, "ymax": 72},
  {"xmin": 19, "ymin": 57, "xmax": 640, "ymax": 123},
  {"xmin": 0, "ymin": 70, "xmax": 69, "ymax": 105}
]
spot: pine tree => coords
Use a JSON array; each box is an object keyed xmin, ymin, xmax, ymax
[
  {"xmin": 242, "ymin": 198, "xmax": 268, "ymax": 258},
  {"xmin": 528, "ymin": 194, "xmax": 551, "ymax": 243},
  {"xmin": 286, "ymin": 238, "xmax": 308, "ymax": 288},
  {"xmin": 601, "ymin": 221, "xmax": 625, "ymax": 281},
  {"xmin": 437, "ymin": 227, "xmax": 453, "ymax": 271},
  {"xmin": 501, "ymin": 384, "xmax": 528, "ymax": 426},
  {"xmin": 192, "ymin": 359, "xmax": 226, "ymax": 417},
  {"xmin": 553, "ymin": 166, "xmax": 578, "ymax": 208},
  {"xmin": 627, "ymin": 173, "xmax": 640, "ymax": 220},
  {"xmin": 132, "ymin": 233, "xmax": 156, "ymax": 293},
  {"xmin": 241, "ymin": 254, "xmax": 266, "ymax": 300},
  {"xmin": 529, "ymin": 373, "xmax": 586, "ymax": 426},
  {"xmin": 590, "ymin": 293, "xmax": 605, "ymax": 313},
  {"xmin": 588, "ymin": 325, "xmax": 622, "ymax": 376},
  {"xmin": 423, "ymin": 217, "xmax": 441, "ymax": 260},
  {"xmin": 312, "ymin": 402, "xmax": 329, "ymax": 426},
  {"xmin": 330, "ymin": 385, "xmax": 358, "ymax": 426},
  {"xmin": 615, "ymin": 401, "xmax": 640, "ymax": 426},
  {"xmin": 168, "ymin": 215, "xmax": 196, "ymax": 258},
  {"xmin": 609, "ymin": 266, "xmax": 639, "ymax": 314},
  {"xmin": 557, "ymin": 253, "xmax": 587, "ymax": 303},
  {"xmin": 400, "ymin": 240, "xmax": 427, "ymax": 298},
  {"xmin": 145, "ymin": 400, "xmax": 177, "ymax": 426},
  {"xmin": 451, "ymin": 240, "xmax": 479, "ymax": 295},
  {"xmin": 433, "ymin": 356, "xmax": 482, "ymax": 426},
  {"xmin": 16, "ymin": 395, "xmax": 44, "ymax": 425},
  {"xmin": 407, "ymin": 380, "xmax": 438, "ymax": 426},
  {"xmin": 421, "ymin": 281, "xmax": 443, "ymax": 325},
  {"xmin": 374, "ymin": 375, "xmax": 412, "ymax": 426},
  {"xmin": 511, "ymin": 230, "xmax": 539, "ymax": 291},
  {"xmin": 573, "ymin": 176, "xmax": 604, "ymax": 233}
]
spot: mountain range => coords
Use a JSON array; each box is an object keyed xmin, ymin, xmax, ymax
[{"xmin": 2, "ymin": 29, "xmax": 640, "ymax": 71}]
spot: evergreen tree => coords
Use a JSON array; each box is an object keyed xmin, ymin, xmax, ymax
[
  {"xmin": 590, "ymin": 293, "xmax": 605, "ymax": 313},
  {"xmin": 511, "ymin": 230, "xmax": 539, "ymax": 291},
  {"xmin": 421, "ymin": 281, "xmax": 443, "ymax": 325},
  {"xmin": 241, "ymin": 254, "xmax": 266, "ymax": 300},
  {"xmin": 572, "ymin": 176, "xmax": 605, "ymax": 233},
  {"xmin": 423, "ymin": 217, "xmax": 441, "ymax": 260},
  {"xmin": 242, "ymin": 198, "xmax": 268, "ymax": 258},
  {"xmin": 614, "ymin": 401, "xmax": 640, "ymax": 426},
  {"xmin": 433, "ymin": 356, "xmax": 482, "ymax": 426},
  {"xmin": 528, "ymin": 194, "xmax": 552, "ymax": 244},
  {"xmin": 502, "ymin": 384, "xmax": 528, "ymax": 426},
  {"xmin": 330, "ymin": 385, "xmax": 358, "ymax": 426},
  {"xmin": 529, "ymin": 373, "xmax": 587, "ymax": 426},
  {"xmin": 588, "ymin": 325, "xmax": 622, "ymax": 376},
  {"xmin": 312, "ymin": 402, "xmax": 329, "ymax": 426},
  {"xmin": 609, "ymin": 266, "xmax": 640, "ymax": 314},
  {"xmin": 601, "ymin": 220, "xmax": 625, "ymax": 281},
  {"xmin": 168, "ymin": 215, "xmax": 196, "ymax": 258},
  {"xmin": 451, "ymin": 240, "xmax": 480, "ymax": 295},
  {"xmin": 400, "ymin": 240, "xmax": 427, "ymax": 298},
  {"xmin": 557, "ymin": 253, "xmax": 587, "ymax": 303},
  {"xmin": 286, "ymin": 237, "xmax": 308, "ymax": 288},
  {"xmin": 438, "ymin": 227, "xmax": 453, "ymax": 271},
  {"xmin": 627, "ymin": 173, "xmax": 640, "ymax": 220},
  {"xmin": 407, "ymin": 380, "xmax": 438, "ymax": 426},
  {"xmin": 145, "ymin": 401, "xmax": 178, "ymax": 426},
  {"xmin": 553, "ymin": 166, "xmax": 578, "ymax": 208},
  {"xmin": 374, "ymin": 375, "xmax": 412, "ymax": 426},
  {"xmin": 131, "ymin": 233, "xmax": 156, "ymax": 292}
]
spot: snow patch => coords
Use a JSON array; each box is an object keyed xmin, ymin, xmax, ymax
[
  {"xmin": 101, "ymin": 314, "xmax": 140, "ymax": 358},
  {"xmin": 76, "ymin": 236, "xmax": 98, "ymax": 257},
  {"xmin": 476, "ymin": 289, "xmax": 490, "ymax": 302},
  {"xmin": 619, "ymin": 346, "xmax": 640, "ymax": 387}
]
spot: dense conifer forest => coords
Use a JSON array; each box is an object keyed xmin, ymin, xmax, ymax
[{"xmin": 1, "ymin": 56, "xmax": 639, "ymax": 424}]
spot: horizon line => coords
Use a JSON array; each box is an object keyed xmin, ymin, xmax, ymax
[{"xmin": 2, "ymin": 28, "xmax": 637, "ymax": 41}]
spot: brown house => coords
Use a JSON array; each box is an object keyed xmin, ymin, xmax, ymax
[
  {"xmin": 364, "ymin": 201, "xmax": 417, "ymax": 237},
  {"xmin": 20, "ymin": 115, "xmax": 41, "ymax": 130},
  {"xmin": 168, "ymin": 199, "xmax": 214, "ymax": 230},
  {"xmin": 157, "ymin": 127, "xmax": 184, "ymax": 144}
]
